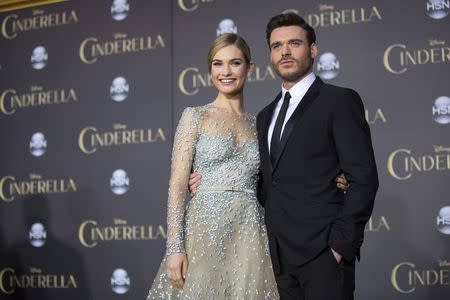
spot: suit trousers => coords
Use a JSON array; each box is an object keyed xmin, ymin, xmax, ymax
[{"xmin": 274, "ymin": 248, "xmax": 355, "ymax": 300}]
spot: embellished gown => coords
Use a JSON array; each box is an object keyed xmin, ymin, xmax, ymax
[{"xmin": 147, "ymin": 104, "xmax": 279, "ymax": 299}]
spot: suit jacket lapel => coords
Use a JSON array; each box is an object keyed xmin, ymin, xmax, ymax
[{"xmin": 271, "ymin": 78, "xmax": 324, "ymax": 173}]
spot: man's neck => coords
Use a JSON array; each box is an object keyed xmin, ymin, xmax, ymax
[{"xmin": 282, "ymin": 71, "xmax": 314, "ymax": 90}]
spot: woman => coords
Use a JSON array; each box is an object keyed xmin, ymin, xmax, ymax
[{"xmin": 147, "ymin": 33, "xmax": 279, "ymax": 299}]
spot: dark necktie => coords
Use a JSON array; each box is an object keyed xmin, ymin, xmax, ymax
[{"xmin": 270, "ymin": 92, "xmax": 291, "ymax": 166}]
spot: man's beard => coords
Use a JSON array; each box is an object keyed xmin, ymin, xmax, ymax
[{"xmin": 274, "ymin": 59, "xmax": 312, "ymax": 83}]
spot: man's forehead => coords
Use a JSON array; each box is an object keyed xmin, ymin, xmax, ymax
[{"xmin": 270, "ymin": 26, "xmax": 306, "ymax": 41}]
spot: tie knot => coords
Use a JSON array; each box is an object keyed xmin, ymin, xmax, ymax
[{"xmin": 283, "ymin": 92, "xmax": 291, "ymax": 104}]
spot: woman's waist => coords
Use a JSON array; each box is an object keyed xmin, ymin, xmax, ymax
[
  {"xmin": 196, "ymin": 185, "xmax": 256, "ymax": 194},
  {"xmin": 195, "ymin": 174, "xmax": 257, "ymax": 189}
]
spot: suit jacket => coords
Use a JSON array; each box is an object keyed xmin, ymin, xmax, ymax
[{"xmin": 256, "ymin": 77, "xmax": 378, "ymax": 268}]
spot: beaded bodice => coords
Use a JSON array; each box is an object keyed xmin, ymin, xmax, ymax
[{"xmin": 166, "ymin": 104, "xmax": 260, "ymax": 255}]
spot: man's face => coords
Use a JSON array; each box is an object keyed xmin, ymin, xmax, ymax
[{"xmin": 269, "ymin": 26, "xmax": 317, "ymax": 86}]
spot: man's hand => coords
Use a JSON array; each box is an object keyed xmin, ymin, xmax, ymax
[
  {"xmin": 166, "ymin": 253, "xmax": 188, "ymax": 288},
  {"xmin": 331, "ymin": 248, "xmax": 342, "ymax": 264},
  {"xmin": 188, "ymin": 172, "xmax": 201, "ymax": 197},
  {"xmin": 335, "ymin": 173, "xmax": 349, "ymax": 191}
]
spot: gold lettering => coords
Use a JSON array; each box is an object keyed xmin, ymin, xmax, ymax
[
  {"xmin": 0, "ymin": 89, "xmax": 17, "ymax": 115},
  {"xmin": 370, "ymin": 7, "xmax": 382, "ymax": 20},
  {"xmin": 178, "ymin": 0, "xmax": 198, "ymax": 12},
  {"xmin": 156, "ymin": 225, "xmax": 167, "ymax": 239},
  {"xmin": 79, "ymin": 37, "xmax": 98, "ymax": 64},
  {"xmin": 80, "ymin": 35, "xmax": 165, "ymax": 64},
  {"xmin": 0, "ymin": 88, "xmax": 77, "ymax": 115},
  {"xmin": 387, "ymin": 149, "xmax": 412, "ymax": 180},
  {"xmin": 1, "ymin": 14, "xmax": 18, "ymax": 39},
  {"xmin": 442, "ymin": 269, "xmax": 449, "ymax": 284},
  {"xmin": 124, "ymin": 226, "xmax": 133, "ymax": 240},
  {"xmin": 2, "ymin": 11, "xmax": 78, "ymax": 39},
  {"xmin": 417, "ymin": 49, "xmax": 430, "ymax": 64},
  {"xmin": 247, "ymin": 66, "xmax": 276, "ymax": 82},
  {"xmin": 386, "ymin": 43, "xmax": 450, "ymax": 74},
  {"xmin": 155, "ymin": 128, "xmax": 167, "ymax": 141},
  {"xmin": 67, "ymin": 275, "xmax": 77, "ymax": 288},
  {"xmin": 78, "ymin": 220, "xmax": 166, "ymax": 246},
  {"xmin": 384, "ymin": 44, "xmax": 407, "ymax": 74},
  {"xmin": 0, "ymin": 176, "xmax": 15, "ymax": 202},
  {"xmin": 408, "ymin": 156, "xmax": 421, "ymax": 172},
  {"xmin": 422, "ymin": 156, "xmax": 435, "ymax": 171},
  {"xmin": 304, "ymin": 6, "xmax": 381, "ymax": 28},
  {"xmin": 0, "ymin": 177, "xmax": 76, "ymax": 199},
  {"xmin": 392, "ymin": 262, "xmax": 415, "ymax": 293},
  {"xmin": 68, "ymin": 179, "xmax": 77, "ymax": 192},
  {"xmin": 307, "ymin": 14, "xmax": 320, "ymax": 28},
  {"xmin": 178, "ymin": 67, "xmax": 200, "ymax": 96},
  {"xmin": 3, "ymin": 272, "xmax": 78, "ymax": 289},
  {"xmin": 365, "ymin": 108, "xmax": 387, "ymax": 124},
  {"xmin": 443, "ymin": 47, "xmax": 450, "ymax": 62},
  {"xmin": 78, "ymin": 127, "xmax": 97, "ymax": 154},
  {"xmin": 78, "ymin": 220, "xmax": 97, "ymax": 248},
  {"xmin": 365, "ymin": 216, "xmax": 390, "ymax": 232},
  {"xmin": 79, "ymin": 126, "xmax": 166, "ymax": 154},
  {"xmin": 436, "ymin": 154, "xmax": 446, "ymax": 170},
  {"xmin": 122, "ymin": 130, "xmax": 131, "ymax": 144},
  {"xmin": 0, "ymin": 268, "xmax": 14, "ymax": 294}
]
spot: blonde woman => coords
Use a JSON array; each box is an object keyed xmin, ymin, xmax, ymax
[{"xmin": 147, "ymin": 33, "xmax": 279, "ymax": 299}]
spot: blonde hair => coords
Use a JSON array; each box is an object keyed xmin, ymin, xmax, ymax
[{"xmin": 207, "ymin": 33, "xmax": 251, "ymax": 73}]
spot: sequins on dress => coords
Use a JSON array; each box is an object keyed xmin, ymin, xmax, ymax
[{"xmin": 146, "ymin": 104, "xmax": 279, "ymax": 299}]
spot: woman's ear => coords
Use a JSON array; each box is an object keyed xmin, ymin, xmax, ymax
[{"xmin": 247, "ymin": 61, "xmax": 255, "ymax": 77}]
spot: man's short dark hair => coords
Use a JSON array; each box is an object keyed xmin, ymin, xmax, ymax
[{"xmin": 266, "ymin": 13, "xmax": 316, "ymax": 47}]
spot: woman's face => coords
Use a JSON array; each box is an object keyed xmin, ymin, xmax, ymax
[{"xmin": 210, "ymin": 45, "xmax": 250, "ymax": 97}]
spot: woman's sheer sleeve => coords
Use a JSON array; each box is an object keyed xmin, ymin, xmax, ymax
[{"xmin": 165, "ymin": 107, "xmax": 198, "ymax": 256}]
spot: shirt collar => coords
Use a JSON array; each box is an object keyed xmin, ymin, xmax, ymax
[{"xmin": 281, "ymin": 72, "xmax": 316, "ymax": 103}]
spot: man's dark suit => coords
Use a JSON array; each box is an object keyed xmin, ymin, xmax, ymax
[{"xmin": 256, "ymin": 77, "xmax": 379, "ymax": 276}]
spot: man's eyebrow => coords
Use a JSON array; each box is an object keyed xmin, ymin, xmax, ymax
[{"xmin": 270, "ymin": 41, "xmax": 281, "ymax": 47}]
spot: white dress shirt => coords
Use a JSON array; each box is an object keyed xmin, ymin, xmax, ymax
[{"xmin": 267, "ymin": 72, "xmax": 316, "ymax": 152}]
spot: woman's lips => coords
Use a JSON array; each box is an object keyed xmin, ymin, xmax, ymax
[{"xmin": 219, "ymin": 78, "xmax": 236, "ymax": 84}]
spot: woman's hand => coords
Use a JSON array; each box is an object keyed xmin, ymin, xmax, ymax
[
  {"xmin": 188, "ymin": 172, "xmax": 202, "ymax": 197},
  {"xmin": 166, "ymin": 253, "xmax": 188, "ymax": 288}
]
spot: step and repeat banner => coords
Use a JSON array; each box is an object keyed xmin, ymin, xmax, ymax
[{"xmin": 0, "ymin": 0, "xmax": 449, "ymax": 299}]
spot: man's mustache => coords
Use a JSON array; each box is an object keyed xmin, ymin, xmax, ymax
[{"xmin": 278, "ymin": 56, "xmax": 295, "ymax": 64}]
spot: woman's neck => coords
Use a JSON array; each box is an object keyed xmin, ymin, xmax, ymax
[{"xmin": 212, "ymin": 93, "xmax": 245, "ymax": 115}]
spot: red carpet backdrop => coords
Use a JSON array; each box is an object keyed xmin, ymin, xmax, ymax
[{"xmin": 0, "ymin": 0, "xmax": 449, "ymax": 299}]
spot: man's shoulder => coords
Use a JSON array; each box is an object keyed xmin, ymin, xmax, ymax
[
  {"xmin": 320, "ymin": 81, "xmax": 356, "ymax": 95},
  {"xmin": 319, "ymin": 81, "xmax": 361, "ymax": 104}
]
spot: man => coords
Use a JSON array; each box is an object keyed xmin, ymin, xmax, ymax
[
  {"xmin": 190, "ymin": 12, "xmax": 377, "ymax": 299},
  {"xmin": 254, "ymin": 13, "xmax": 378, "ymax": 299}
]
